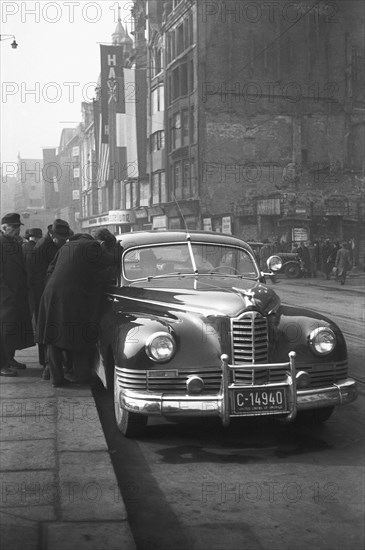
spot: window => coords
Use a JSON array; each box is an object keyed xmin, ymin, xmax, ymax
[
  {"xmin": 125, "ymin": 182, "xmax": 131, "ymax": 209},
  {"xmin": 189, "ymin": 59, "xmax": 194, "ymax": 92},
  {"xmin": 172, "ymin": 66, "xmax": 180, "ymax": 101},
  {"xmin": 151, "ymin": 86, "xmax": 164, "ymax": 114},
  {"xmin": 177, "ymin": 24, "xmax": 184, "ymax": 55},
  {"xmin": 182, "ymin": 109, "xmax": 189, "ymax": 146},
  {"xmin": 180, "ymin": 63, "xmax": 188, "ymax": 96},
  {"xmin": 152, "ymin": 171, "xmax": 166, "ymax": 204},
  {"xmin": 174, "ymin": 161, "xmax": 182, "ymax": 200},
  {"xmin": 151, "ymin": 131, "xmax": 165, "ymax": 152},
  {"xmin": 172, "ymin": 112, "xmax": 181, "ymax": 150},
  {"xmin": 183, "ymin": 159, "xmax": 190, "ymax": 197},
  {"xmin": 140, "ymin": 180, "xmax": 150, "ymax": 207},
  {"xmin": 153, "ymin": 47, "xmax": 162, "ymax": 76},
  {"xmin": 190, "ymin": 106, "xmax": 196, "ymax": 143}
]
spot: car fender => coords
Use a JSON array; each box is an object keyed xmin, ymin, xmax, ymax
[{"xmin": 271, "ymin": 305, "xmax": 347, "ymax": 364}]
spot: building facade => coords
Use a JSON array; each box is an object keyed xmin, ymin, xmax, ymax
[{"xmin": 138, "ymin": 0, "xmax": 364, "ymax": 265}]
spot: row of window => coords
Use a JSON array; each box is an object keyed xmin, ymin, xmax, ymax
[
  {"xmin": 169, "ymin": 105, "xmax": 196, "ymax": 151},
  {"xmin": 166, "ymin": 10, "xmax": 194, "ymax": 64},
  {"xmin": 124, "ymin": 160, "xmax": 196, "ymax": 210},
  {"xmin": 150, "ymin": 105, "xmax": 196, "ymax": 154},
  {"xmin": 171, "ymin": 159, "xmax": 196, "ymax": 201},
  {"xmin": 168, "ymin": 58, "xmax": 194, "ymax": 103}
]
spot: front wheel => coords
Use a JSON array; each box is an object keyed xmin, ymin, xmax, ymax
[
  {"xmin": 114, "ymin": 371, "xmax": 147, "ymax": 437},
  {"xmin": 295, "ymin": 406, "xmax": 335, "ymax": 424},
  {"xmin": 285, "ymin": 263, "xmax": 301, "ymax": 279}
]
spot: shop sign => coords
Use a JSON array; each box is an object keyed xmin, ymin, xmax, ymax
[
  {"xmin": 81, "ymin": 210, "xmax": 136, "ymax": 228},
  {"xmin": 292, "ymin": 227, "xmax": 308, "ymax": 242},
  {"xmin": 152, "ymin": 215, "xmax": 167, "ymax": 230},
  {"xmin": 135, "ymin": 208, "xmax": 148, "ymax": 219},
  {"xmin": 203, "ymin": 217, "xmax": 212, "ymax": 231},
  {"xmin": 257, "ymin": 198, "xmax": 281, "ymax": 215},
  {"xmin": 222, "ymin": 216, "xmax": 232, "ymax": 234}
]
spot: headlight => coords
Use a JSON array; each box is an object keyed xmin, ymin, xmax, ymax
[
  {"xmin": 266, "ymin": 255, "xmax": 283, "ymax": 272},
  {"xmin": 309, "ymin": 327, "xmax": 336, "ymax": 355},
  {"xmin": 145, "ymin": 332, "xmax": 176, "ymax": 363}
]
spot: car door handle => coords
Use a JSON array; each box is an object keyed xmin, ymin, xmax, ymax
[{"xmin": 107, "ymin": 297, "xmax": 119, "ymax": 303}]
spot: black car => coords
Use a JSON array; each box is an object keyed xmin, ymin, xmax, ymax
[
  {"xmin": 94, "ymin": 230, "xmax": 357, "ymax": 437},
  {"xmin": 248, "ymin": 243, "xmax": 304, "ymax": 278}
]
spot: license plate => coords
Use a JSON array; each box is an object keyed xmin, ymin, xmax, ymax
[{"xmin": 232, "ymin": 388, "xmax": 286, "ymax": 414}]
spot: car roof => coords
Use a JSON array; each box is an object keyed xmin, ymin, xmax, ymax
[{"xmin": 117, "ymin": 230, "xmax": 253, "ymax": 251}]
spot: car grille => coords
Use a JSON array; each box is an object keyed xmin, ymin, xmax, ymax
[
  {"xmin": 231, "ymin": 311, "xmax": 269, "ymax": 364},
  {"xmin": 115, "ymin": 366, "xmax": 223, "ymax": 394},
  {"xmin": 305, "ymin": 360, "xmax": 348, "ymax": 387},
  {"xmin": 115, "ymin": 361, "xmax": 349, "ymax": 393}
]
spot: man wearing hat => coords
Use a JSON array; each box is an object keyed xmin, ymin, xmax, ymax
[
  {"xmin": 30, "ymin": 219, "xmax": 71, "ymax": 375},
  {"xmin": 22, "ymin": 228, "xmax": 43, "ymax": 320},
  {"xmin": 0, "ymin": 213, "xmax": 34, "ymax": 376}
]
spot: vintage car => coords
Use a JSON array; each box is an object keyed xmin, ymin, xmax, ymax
[
  {"xmin": 95, "ymin": 230, "xmax": 357, "ymax": 437},
  {"xmin": 248, "ymin": 243, "xmax": 304, "ymax": 278}
]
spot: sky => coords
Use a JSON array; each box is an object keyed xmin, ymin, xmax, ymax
[{"xmin": 1, "ymin": 0, "xmax": 133, "ymax": 167}]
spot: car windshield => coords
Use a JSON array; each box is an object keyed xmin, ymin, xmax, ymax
[{"xmin": 123, "ymin": 242, "xmax": 259, "ymax": 281}]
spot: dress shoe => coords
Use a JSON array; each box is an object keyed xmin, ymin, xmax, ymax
[
  {"xmin": 42, "ymin": 366, "xmax": 50, "ymax": 380},
  {"xmin": 9, "ymin": 359, "xmax": 26, "ymax": 370},
  {"xmin": 0, "ymin": 367, "xmax": 18, "ymax": 377}
]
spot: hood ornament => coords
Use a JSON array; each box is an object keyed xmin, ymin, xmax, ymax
[{"xmin": 232, "ymin": 287, "xmax": 256, "ymax": 306}]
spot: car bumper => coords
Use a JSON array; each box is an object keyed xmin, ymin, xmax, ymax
[{"xmin": 117, "ymin": 353, "xmax": 358, "ymax": 426}]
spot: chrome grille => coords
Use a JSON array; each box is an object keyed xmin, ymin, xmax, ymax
[
  {"xmin": 305, "ymin": 360, "xmax": 348, "ymax": 387},
  {"xmin": 231, "ymin": 311, "xmax": 268, "ymax": 364},
  {"xmin": 115, "ymin": 366, "xmax": 222, "ymax": 394},
  {"xmin": 115, "ymin": 360, "xmax": 348, "ymax": 393}
]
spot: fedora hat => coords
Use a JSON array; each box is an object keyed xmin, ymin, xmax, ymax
[
  {"xmin": 29, "ymin": 227, "xmax": 43, "ymax": 238},
  {"xmin": 1, "ymin": 212, "xmax": 24, "ymax": 225},
  {"xmin": 51, "ymin": 219, "xmax": 70, "ymax": 238}
]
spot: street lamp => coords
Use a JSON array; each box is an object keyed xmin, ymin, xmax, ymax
[{"xmin": 0, "ymin": 34, "xmax": 18, "ymax": 49}]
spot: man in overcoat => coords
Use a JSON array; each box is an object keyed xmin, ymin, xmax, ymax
[
  {"xmin": 335, "ymin": 242, "xmax": 352, "ymax": 285},
  {"xmin": 23, "ymin": 227, "xmax": 43, "ymax": 319},
  {"xmin": 36, "ymin": 233, "xmax": 121, "ymax": 386},
  {"xmin": 30, "ymin": 219, "xmax": 70, "ymax": 373},
  {"xmin": 0, "ymin": 213, "xmax": 34, "ymax": 376}
]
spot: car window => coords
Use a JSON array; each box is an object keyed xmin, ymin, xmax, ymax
[{"xmin": 123, "ymin": 243, "xmax": 258, "ymax": 281}]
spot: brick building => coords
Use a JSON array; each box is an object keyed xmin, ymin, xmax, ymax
[{"xmin": 139, "ymin": 0, "xmax": 364, "ymax": 265}]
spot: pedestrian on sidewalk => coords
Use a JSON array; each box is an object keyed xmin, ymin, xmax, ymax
[
  {"xmin": 0, "ymin": 213, "xmax": 34, "ymax": 376},
  {"xmin": 321, "ymin": 239, "xmax": 335, "ymax": 279},
  {"xmin": 335, "ymin": 242, "xmax": 352, "ymax": 285},
  {"xmin": 36, "ymin": 233, "xmax": 122, "ymax": 387},
  {"xmin": 30, "ymin": 219, "xmax": 71, "ymax": 378},
  {"xmin": 22, "ymin": 227, "xmax": 43, "ymax": 321}
]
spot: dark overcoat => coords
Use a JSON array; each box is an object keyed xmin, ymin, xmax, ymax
[
  {"xmin": 36, "ymin": 237, "xmax": 121, "ymax": 352},
  {"xmin": 0, "ymin": 232, "xmax": 34, "ymax": 352},
  {"xmin": 30, "ymin": 233, "xmax": 59, "ymax": 320}
]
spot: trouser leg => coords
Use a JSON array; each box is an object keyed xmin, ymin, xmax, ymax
[
  {"xmin": 72, "ymin": 351, "xmax": 92, "ymax": 383},
  {"xmin": 47, "ymin": 345, "xmax": 66, "ymax": 386}
]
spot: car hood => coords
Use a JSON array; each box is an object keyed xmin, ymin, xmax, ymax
[{"xmin": 124, "ymin": 277, "xmax": 280, "ymax": 317}]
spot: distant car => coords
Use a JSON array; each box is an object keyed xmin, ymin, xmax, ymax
[
  {"xmin": 94, "ymin": 230, "xmax": 357, "ymax": 437},
  {"xmin": 248, "ymin": 243, "xmax": 304, "ymax": 279},
  {"xmin": 276, "ymin": 252, "xmax": 305, "ymax": 278}
]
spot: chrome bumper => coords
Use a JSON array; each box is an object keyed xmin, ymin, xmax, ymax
[{"xmin": 117, "ymin": 352, "xmax": 358, "ymax": 427}]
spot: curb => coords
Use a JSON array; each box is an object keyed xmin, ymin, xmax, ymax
[{"xmin": 0, "ymin": 346, "xmax": 136, "ymax": 550}]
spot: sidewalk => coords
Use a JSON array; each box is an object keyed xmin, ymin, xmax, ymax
[{"xmin": 0, "ymin": 346, "xmax": 136, "ymax": 550}]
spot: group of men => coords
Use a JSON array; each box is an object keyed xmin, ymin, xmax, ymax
[
  {"xmin": 0, "ymin": 212, "xmax": 121, "ymax": 386},
  {"xmin": 293, "ymin": 239, "xmax": 352, "ymax": 284}
]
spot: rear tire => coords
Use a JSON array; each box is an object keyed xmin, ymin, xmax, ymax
[
  {"xmin": 114, "ymin": 371, "xmax": 147, "ymax": 437},
  {"xmin": 285, "ymin": 263, "xmax": 301, "ymax": 279},
  {"xmin": 296, "ymin": 406, "xmax": 335, "ymax": 424}
]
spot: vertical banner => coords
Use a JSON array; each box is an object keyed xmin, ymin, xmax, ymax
[{"xmin": 99, "ymin": 45, "xmax": 126, "ymax": 186}]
